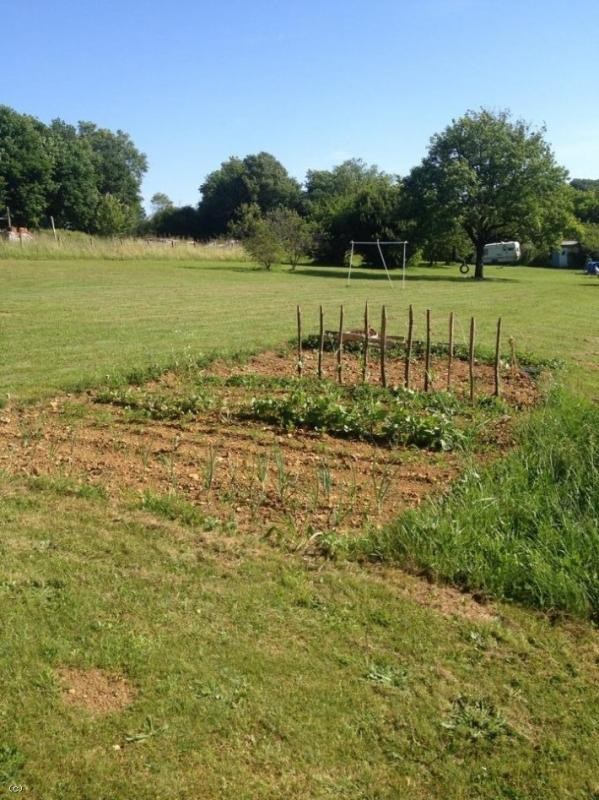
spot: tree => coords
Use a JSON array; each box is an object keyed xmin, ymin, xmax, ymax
[
  {"xmin": 197, "ymin": 152, "xmax": 301, "ymax": 237},
  {"xmin": 46, "ymin": 119, "xmax": 99, "ymax": 231},
  {"xmin": 266, "ymin": 207, "xmax": 314, "ymax": 269},
  {"xmin": 304, "ymin": 160, "xmax": 404, "ymax": 264},
  {"xmin": 149, "ymin": 205, "xmax": 198, "ymax": 238},
  {"xmin": 0, "ymin": 105, "xmax": 54, "ymax": 226},
  {"xmin": 228, "ymin": 202, "xmax": 263, "ymax": 240},
  {"xmin": 405, "ymin": 110, "xmax": 573, "ymax": 279},
  {"xmin": 94, "ymin": 194, "xmax": 137, "ymax": 236},
  {"xmin": 243, "ymin": 217, "xmax": 283, "ymax": 270},
  {"xmin": 78, "ymin": 122, "xmax": 147, "ymax": 219},
  {"xmin": 570, "ymin": 181, "xmax": 599, "ymax": 224},
  {"xmin": 580, "ymin": 223, "xmax": 599, "ymax": 258},
  {"xmin": 150, "ymin": 192, "xmax": 174, "ymax": 215}
]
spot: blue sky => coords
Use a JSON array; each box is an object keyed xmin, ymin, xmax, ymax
[{"xmin": 4, "ymin": 0, "xmax": 598, "ymax": 208}]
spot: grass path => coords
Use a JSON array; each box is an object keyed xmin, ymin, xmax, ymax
[{"xmin": 1, "ymin": 259, "xmax": 598, "ymax": 398}]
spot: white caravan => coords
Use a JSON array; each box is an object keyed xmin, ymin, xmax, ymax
[{"xmin": 482, "ymin": 241, "xmax": 521, "ymax": 264}]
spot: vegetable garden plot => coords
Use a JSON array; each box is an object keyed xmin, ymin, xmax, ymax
[{"xmin": 0, "ymin": 345, "xmax": 541, "ymax": 542}]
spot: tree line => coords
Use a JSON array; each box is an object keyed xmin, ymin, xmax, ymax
[
  {"xmin": 2, "ymin": 105, "xmax": 598, "ymax": 277},
  {"xmin": 0, "ymin": 105, "xmax": 147, "ymax": 234}
]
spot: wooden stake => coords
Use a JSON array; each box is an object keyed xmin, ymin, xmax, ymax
[
  {"xmin": 469, "ymin": 316, "xmax": 476, "ymax": 402},
  {"xmin": 509, "ymin": 336, "xmax": 518, "ymax": 376},
  {"xmin": 494, "ymin": 317, "xmax": 502, "ymax": 397},
  {"xmin": 318, "ymin": 305, "xmax": 324, "ymax": 379},
  {"xmin": 380, "ymin": 305, "xmax": 387, "ymax": 388},
  {"xmin": 296, "ymin": 305, "xmax": 302, "ymax": 377},
  {"xmin": 424, "ymin": 309, "xmax": 432, "ymax": 392},
  {"xmin": 404, "ymin": 304, "xmax": 413, "ymax": 389},
  {"xmin": 447, "ymin": 311, "xmax": 454, "ymax": 392},
  {"xmin": 6, "ymin": 206, "xmax": 11, "ymax": 229},
  {"xmin": 50, "ymin": 215, "xmax": 57, "ymax": 242},
  {"xmin": 337, "ymin": 305, "xmax": 344, "ymax": 384},
  {"xmin": 362, "ymin": 300, "xmax": 369, "ymax": 383}
]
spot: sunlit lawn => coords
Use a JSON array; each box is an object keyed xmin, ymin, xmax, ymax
[{"xmin": 1, "ymin": 259, "xmax": 597, "ymax": 399}]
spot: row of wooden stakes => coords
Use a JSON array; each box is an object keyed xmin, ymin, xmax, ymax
[{"xmin": 295, "ymin": 303, "xmax": 509, "ymax": 400}]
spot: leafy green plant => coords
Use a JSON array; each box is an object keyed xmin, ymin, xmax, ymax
[
  {"xmin": 95, "ymin": 387, "xmax": 213, "ymax": 420},
  {"xmin": 244, "ymin": 383, "xmax": 463, "ymax": 451},
  {"xmin": 442, "ymin": 696, "xmax": 510, "ymax": 744},
  {"xmin": 365, "ymin": 663, "xmax": 409, "ymax": 689}
]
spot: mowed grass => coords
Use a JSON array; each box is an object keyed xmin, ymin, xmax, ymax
[
  {"xmin": 1, "ymin": 474, "xmax": 598, "ymax": 800},
  {"xmin": 2, "ymin": 257, "xmax": 599, "ymax": 798},
  {"xmin": 1, "ymin": 258, "xmax": 598, "ymax": 399}
]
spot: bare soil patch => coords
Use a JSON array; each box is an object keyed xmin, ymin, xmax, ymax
[
  {"xmin": 207, "ymin": 349, "xmax": 540, "ymax": 408},
  {"xmin": 56, "ymin": 667, "xmax": 135, "ymax": 716},
  {"xmin": 0, "ymin": 349, "xmax": 539, "ymax": 539}
]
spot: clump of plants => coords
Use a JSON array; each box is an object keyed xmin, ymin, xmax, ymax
[
  {"xmin": 243, "ymin": 382, "xmax": 464, "ymax": 451},
  {"xmin": 95, "ymin": 386, "xmax": 213, "ymax": 420}
]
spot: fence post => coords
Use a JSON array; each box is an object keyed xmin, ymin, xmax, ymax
[
  {"xmin": 362, "ymin": 300, "xmax": 369, "ymax": 383},
  {"xmin": 318, "ymin": 304, "xmax": 324, "ymax": 379},
  {"xmin": 404, "ymin": 304, "xmax": 413, "ymax": 389},
  {"xmin": 494, "ymin": 317, "xmax": 502, "ymax": 397},
  {"xmin": 447, "ymin": 311, "xmax": 454, "ymax": 392},
  {"xmin": 380, "ymin": 305, "xmax": 387, "ymax": 388},
  {"xmin": 337, "ymin": 305, "xmax": 344, "ymax": 384},
  {"xmin": 297, "ymin": 305, "xmax": 302, "ymax": 378},
  {"xmin": 424, "ymin": 309, "xmax": 432, "ymax": 392},
  {"xmin": 469, "ymin": 316, "xmax": 476, "ymax": 402},
  {"xmin": 509, "ymin": 336, "xmax": 517, "ymax": 376}
]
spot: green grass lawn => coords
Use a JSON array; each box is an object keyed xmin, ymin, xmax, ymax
[
  {"xmin": 2, "ymin": 474, "xmax": 598, "ymax": 800},
  {"xmin": 1, "ymin": 258, "xmax": 598, "ymax": 399},
  {"xmin": 1, "ymin": 257, "xmax": 598, "ymax": 799}
]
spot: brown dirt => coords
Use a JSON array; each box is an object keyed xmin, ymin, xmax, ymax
[
  {"xmin": 0, "ymin": 349, "xmax": 539, "ymax": 539},
  {"xmin": 207, "ymin": 349, "xmax": 540, "ymax": 408},
  {"xmin": 56, "ymin": 667, "xmax": 135, "ymax": 716}
]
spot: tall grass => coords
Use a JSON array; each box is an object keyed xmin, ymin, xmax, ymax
[
  {"xmin": 354, "ymin": 390, "xmax": 599, "ymax": 619},
  {"xmin": 0, "ymin": 230, "xmax": 247, "ymax": 262}
]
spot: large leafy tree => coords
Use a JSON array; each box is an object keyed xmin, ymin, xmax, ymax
[
  {"xmin": 305, "ymin": 160, "xmax": 405, "ymax": 265},
  {"xmin": 405, "ymin": 110, "xmax": 573, "ymax": 278},
  {"xmin": 267, "ymin": 207, "xmax": 315, "ymax": 270},
  {"xmin": 570, "ymin": 180, "xmax": 599, "ymax": 224},
  {"xmin": 46, "ymin": 119, "xmax": 99, "ymax": 231},
  {"xmin": 197, "ymin": 152, "xmax": 301, "ymax": 237},
  {"xmin": 0, "ymin": 106, "xmax": 147, "ymax": 233},
  {"xmin": 149, "ymin": 204, "xmax": 199, "ymax": 238},
  {"xmin": 78, "ymin": 121, "xmax": 147, "ymax": 225},
  {"xmin": 0, "ymin": 105, "xmax": 54, "ymax": 226}
]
